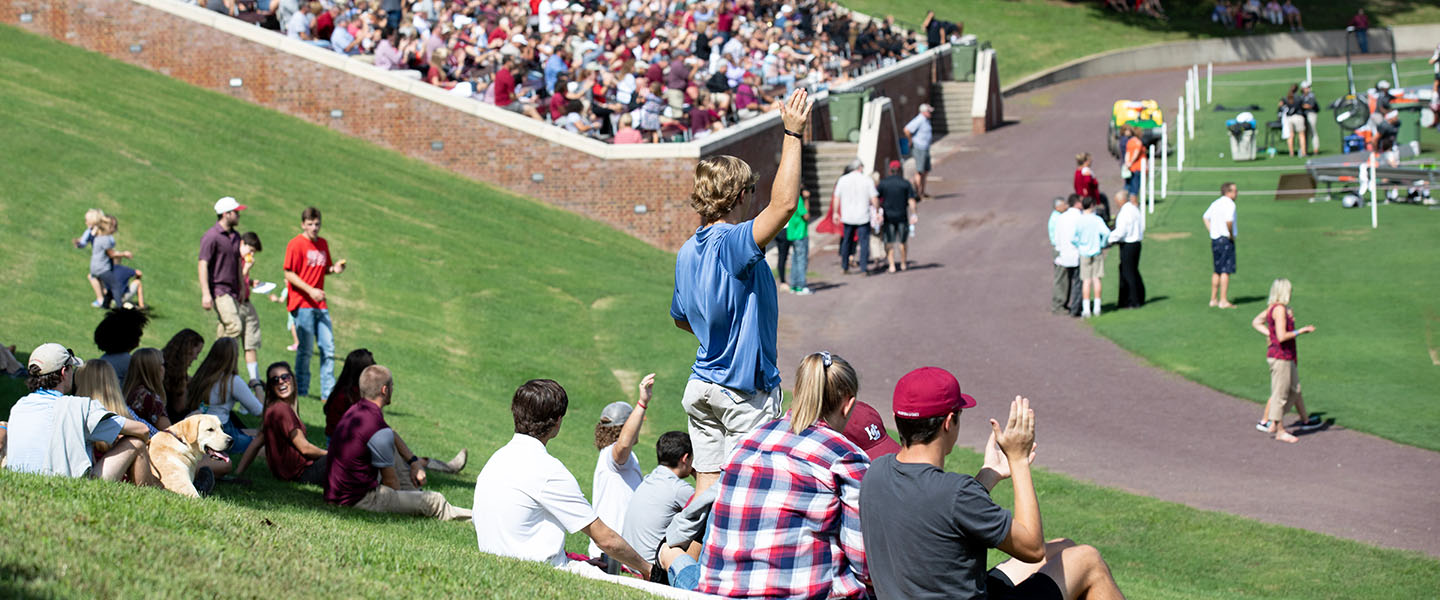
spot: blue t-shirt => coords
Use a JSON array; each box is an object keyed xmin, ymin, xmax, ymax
[{"xmin": 670, "ymin": 221, "xmax": 780, "ymax": 394}]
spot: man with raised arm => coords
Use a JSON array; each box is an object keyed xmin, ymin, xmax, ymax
[
  {"xmin": 859, "ymin": 367, "xmax": 1125, "ymax": 600},
  {"xmin": 670, "ymin": 89, "xmax": 812, "ymax": 494}
]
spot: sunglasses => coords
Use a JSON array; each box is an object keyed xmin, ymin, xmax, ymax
[{"xmin": 270, "ymin": 373, "xmax": 295, "ymax": 384}]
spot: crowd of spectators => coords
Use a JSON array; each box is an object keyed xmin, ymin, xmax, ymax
[
  {"xmin": 1211, "ymin": 0, "xmax": 1303, "ymax": 32},
  {"xmin": 199, "ymin": 0, "xmax": 938, "ymax": 144}
]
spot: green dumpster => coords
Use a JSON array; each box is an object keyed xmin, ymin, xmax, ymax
[
  {"xmin": 951, "ymin": 40, "xmax": 977, "ymax": 82},
  {"xmin": 829, "ymin": 89, "xmax": 869, "ymax": 143},
  {"xmin": 1397, "ymin": 105, "xmax": 1423, "ymax": 152}
]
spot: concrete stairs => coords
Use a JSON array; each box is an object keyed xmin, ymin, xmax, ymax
[
  {"xmin": 803, "ymin": 141, "xmax": 860, "ymax": 199},
  {"xmin": 933, "ymin": 81, "xmax": 975, "ymax": 136}
]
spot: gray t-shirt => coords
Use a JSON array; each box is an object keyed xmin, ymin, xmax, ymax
[
  {"xmin": 90, "ymin": 235, "xmax": 115, "ymax": 276},
  {"xmin": 859, "ymin": 454, "xmax": 1013, "ymax": 600},
  {"xmin": 621, "ymin": 465, "xmax": 695, "ymax": 561},
  {"xmin": 366, "ymin": 427, "xmax": 396, "ymax": 468},
  {"xmin": 4, "ymin": 390, "xmax": 125, "ymax": 478}
]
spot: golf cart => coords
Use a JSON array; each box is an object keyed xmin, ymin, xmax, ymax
[{"xmin": 1107, "ymin": 100, "xmax": 1165, "ymax": 158}]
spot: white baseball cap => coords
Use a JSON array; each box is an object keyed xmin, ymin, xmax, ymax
[
  {"xmin": 28, "ymin": 343, "xmax": 82, "ymax": 375},
  {"xmin": 214, "ymin": 196, "xmax": 247, "ymax": 214},
  {"xmin": 599, "ymin": 401, "xmax": 633, "ymax": 424}
]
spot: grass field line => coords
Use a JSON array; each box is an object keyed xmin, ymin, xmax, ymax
[{"xmin": 1209, "ymin": 69, "xmax": 1436, "ymax": 86}]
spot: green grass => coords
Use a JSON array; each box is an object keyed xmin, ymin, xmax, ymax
[
  {"xmin": 1085, "ymin": 57, "xmax": 1440, "ymax": 450},
  {"xmin": 2, "ymin": 23, "xmax": 1439, "ymax": 599},
  {"xmin": 840, "ymin": 0, "xmax": 1440, "ymax": 86}
]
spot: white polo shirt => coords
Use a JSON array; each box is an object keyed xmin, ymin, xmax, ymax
[
  {"xmin": 1052, "ymin": 207, "xmax": 1082, "ymax": 267},
  {"xmin": 833, "ymin": 170, "xmax": 879, "ymax": 226},
  {"xmin": 473, "ymin": 434, "xmax": 598, "ymax": 567},
  {"xmin": 1203, "ymin": 196, "xmax": 1237, "ymax": 239}
]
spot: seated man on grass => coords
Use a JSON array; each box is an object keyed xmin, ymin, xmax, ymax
[
  {"xmin": 5, "ymin": 343, "xmax": 153, "ymax": 481},
  {"xmin": 472, "ymin": 379, "xmax": 652, "ymax": 578},
  {"xmin": 325, "ymin": 365, "xmax": 471, "ymax": 520},
  {"xmin": 621, "ymin": 430, "xmax": 696, "ymax": 566},
  {"xmin": 859, "ymin": 367, "xmax": 1125, "ymax": 600}
]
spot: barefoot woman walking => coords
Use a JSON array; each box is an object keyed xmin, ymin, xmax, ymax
[{"xmin": 1251, "ymin": 278, "xmax": 1320, "ymax": 442}]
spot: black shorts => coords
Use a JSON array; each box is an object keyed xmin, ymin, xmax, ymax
[
  {"xmin": 880, "ymin": 220, "xmax": 909, "ymax": 244},
  {"xmin": 987, "ymin": 567, "xmax": 1063, "ymax": 600}
]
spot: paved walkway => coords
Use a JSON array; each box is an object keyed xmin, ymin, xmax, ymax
[{"xmin": 776, "ymin": 67, "xmax": 1440, "ymax": 557}]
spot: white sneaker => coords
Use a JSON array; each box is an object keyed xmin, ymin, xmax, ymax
[{"xmin": 793, "ymin": 287, "xmax": 814, "ymax": 296}]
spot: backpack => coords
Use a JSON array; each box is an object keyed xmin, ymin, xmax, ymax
[{"xmin": 705, "ymin": 70, "xmax": 730, "ymax": 94}]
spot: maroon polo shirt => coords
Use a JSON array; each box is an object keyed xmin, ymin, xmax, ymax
[
  {"xmin": 198, "ymin": 222, "xmax": 243, "ymax": 299},
  {"xmin": 325, "ymin": 400, "xmax": 389, "ymax": 506}
]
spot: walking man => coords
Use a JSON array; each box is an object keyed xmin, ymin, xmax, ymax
[
  {"xmin": 1108, "ymin": 190, "xmax": 1145, "ymax": 308},
  {"xmin": 832, "ymin": 158, "xmax": 879, "ymax": 275},
  {"xmin": 903, "ymin": 104, "xmax": 935, "ymax": 198},
  {"xmin": 284, "ymin": 206, "xmax": 347, "ymax": 398},
  {"xmin": 1203, "ymin": 183, "xmax": 1238, "ymax": 309},
  {"xmin": 198, "ymin": 197, "xmax": 260, "ymax": 382},
  {"xmin": 670, "ymin": 89, "xmax": 812, "ymax": 495},
  {"xmin": 876, "ymin": 159, "xmax": 918, "ymax": 273}
]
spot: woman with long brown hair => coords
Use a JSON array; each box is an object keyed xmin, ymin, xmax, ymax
[
  {"xmin": 123, "ymin": 347, "xmax": 169, "ymax": 430},
  {"xmin": 162, "ymin": 328, "xmax": 204, "ymax": 423},
  {"xmin": 188, "ymin": 337, "xmax": 264, "ymax": 476},
  {"xmin": 254, "ymin": 361, "xmax": 328, "ymax": 485}
]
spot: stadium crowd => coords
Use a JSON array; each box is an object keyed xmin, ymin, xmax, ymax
[
  {"xmin": 195, "ymin": 0, "xmax": 939, "ymax": 143},
  {"xmin": 4, "ymin": 89, "xmax": 1128, "ymax": 599}
]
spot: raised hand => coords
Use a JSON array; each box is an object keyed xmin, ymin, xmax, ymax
[
  {"xmin": 637, "ymin": 373, "xmax": 656, "ymax": 408},
  {"xmin": 991, "ymin": 396, "xmax": 1036, "ymax": 462},
  {"xmin": 981, "ymin": 427, "xmax": 1036, "ymax": 481},
  {"xmin": 780, "ymin": 88, "xmax": 813, "ymax": 135}
]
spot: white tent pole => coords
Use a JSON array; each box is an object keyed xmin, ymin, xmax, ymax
[
  {"xmin": 1306, "ymin": 57, "xmax": 1313, "ymax": 84},
  {"xmin": 1370, "ymin": 159, "xmax": 1379, "ymax": 228}
]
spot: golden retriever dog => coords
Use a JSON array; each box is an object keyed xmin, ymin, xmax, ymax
[{"xmin": 149, "ymin": 415, "xmax": 232, "ymax": 498}]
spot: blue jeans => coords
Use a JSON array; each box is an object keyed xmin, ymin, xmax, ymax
[
  {"xmin": 1124, "ymin": 171, "xmax": 1141, "ymax": 199},
  {"xmin": 840, "ymin": 223, "xmax": 871, "ymax": 274},
  {"xmin": 1354, "ymin": 29, "xmax": 1368, "ymax": 53},
  {"xmin": 221, "ymin": 417, "xmax": 254, "ymax": 455},
  {"xmin": 667, "ymin": 553, "xmax": 701, "ymax": 591},
  {"xmin": 789, "ymin": 236, "xmax": 809, "ymax": 289},
  {"xmin": 293, "ymin": 308, "xmax": 335, "ymax": 398}
]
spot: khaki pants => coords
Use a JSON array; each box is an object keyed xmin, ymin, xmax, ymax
[
  {"xmin": 354, "ymin": 485, "xmax": 472, "ymax": 521},
  {"xmin": 1265, "ymin": 358, "xmax": 1301, "ymax": 421},
  {"xmin": 214, "ymin": 294, "xmax": 261, "ymax": 351}
]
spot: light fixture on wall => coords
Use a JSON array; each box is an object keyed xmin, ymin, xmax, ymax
[
  {"xmin": 229, "ymin": 78, "xmax": 243, "ymax": 88},
  {"xmin": 634, "ymin": 205, "xmax": 648, "ymax": 214},
  {"xmin": 430, "ymin": 141, "xmax": 444, "ymax": 151},
  {"xmin": 531, "ymin": 173, "xmax": 544, "ymax": 183},
  {"xmin": 19, "ymin": 13, "xmax": 33, "ymax": 23},
  {"xmin": 330, "ymin": 109, "xmax": 343, "ymax": 119},
  {"xmin": 129, "ymin": 44, "xmax": 142, "ymax": 54}
]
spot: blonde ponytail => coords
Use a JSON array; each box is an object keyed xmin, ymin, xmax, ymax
[{"xmin": 790, "ymin": 352, "xmax": 858, "ymax": 434}]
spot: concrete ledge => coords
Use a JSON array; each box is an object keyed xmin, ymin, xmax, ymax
[{"xmin": 1003, "ymin": 24, "xmax": 1440, "ymax": 97}]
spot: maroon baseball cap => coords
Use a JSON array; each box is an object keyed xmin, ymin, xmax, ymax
[
  {"xmin": 892, "ymin": 367, "xmax": 976, "ymax": 419},
  {"xmin": 888, "ymin": 159, "xmax": 902, "ymax": 171},
  {"xmin": 842, "ymin": 401, "xmax": 902, "ymax": 459}
]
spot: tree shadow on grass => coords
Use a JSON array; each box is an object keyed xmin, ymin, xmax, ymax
[
  {"xmin": 0, "ymin": 563, "xmax": 52, "ymax": 599},
  {"xmin": 1061, "ymin": 0, "xmax": 1430, "ymax": 44}
]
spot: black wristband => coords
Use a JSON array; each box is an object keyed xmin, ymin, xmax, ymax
[
  {"xmin": 784, "ymin": 129, "xmax": 804, "ymax": 140},
  {"xmin": 407, "ymin": 455, "xmax": 419, "ymax": 464}
]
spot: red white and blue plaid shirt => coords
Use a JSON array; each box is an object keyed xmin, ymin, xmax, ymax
[{"xmin": 697, "ymin": 416, "xmax": 871, "ymax": 599}]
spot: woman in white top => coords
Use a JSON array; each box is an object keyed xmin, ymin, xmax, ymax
[{"xmin": 185, "ymin": 337, "xmax": 264, "ymax": 477}]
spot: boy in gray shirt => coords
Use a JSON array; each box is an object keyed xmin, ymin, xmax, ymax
[{"xmin": 621, "ymin": 431, "xmax": 695, "ymax": 563}]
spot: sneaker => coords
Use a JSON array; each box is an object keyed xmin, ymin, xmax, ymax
[
  {"xmin": 1255, "ymin": 420, "xmax": 1272, "ymax": 433},
  {"xmin": 193, "ymin": 467, "xmax": 216, "ymax": 497},
  {"xmin": 1294, "ymin": 416, "xmax": 1323, "ymax": 430},
  {"xmin": 91, "ymin": 300, "xmax": 104, "ymax": 308},
  {"xmin": 793, "ymin": 287, "xmax": 814, "ymax": 296},
  {"xmin": 285, "ymin": 343, "xmax": 299, "ymax": 352}
]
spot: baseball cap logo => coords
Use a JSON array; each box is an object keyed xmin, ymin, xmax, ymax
[{"xmin": 865, "ymin": 424, "xmax": 882, "ymax": 441}]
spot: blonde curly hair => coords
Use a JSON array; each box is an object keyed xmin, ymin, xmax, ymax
[{"xmin": 690, "ymin": 155, "xmax": 759, "ymax": 223}]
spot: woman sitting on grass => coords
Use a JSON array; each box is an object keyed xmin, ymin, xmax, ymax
[
  {"xmin": 186, "ymin": 337, "xmax": 265, "ymax": 476},
  {"xmin": 163, "ymin": 329, "xmax": 205, "ymax": 424},
  {"xmin": 258, "ymin": 361, "xmax": 328, "ymax": 485},
  {"xmin": 1250, "ymin": 278, "xmax": 1321, "ymax": 443},
  {"xmin": 74, "ymin": 360, "xmax": 156, "ymax": 485},
  {"xmin": 324, "ymin": 348, "xmax": 374, "ymax": 440},
  {"xmin": 123, "ymin": 348, "xmax": 170, "ymax": 431}
]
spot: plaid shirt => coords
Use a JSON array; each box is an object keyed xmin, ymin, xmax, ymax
[{"xmin": 698, "ymin": 417, "xmax": 871, "ymax": 599}]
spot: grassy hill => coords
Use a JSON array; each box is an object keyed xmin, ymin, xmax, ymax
[
  {"xmin": 842, "ymin": 0, "xmax": 1440, "ymax": 86},
  {"xmin": 2, "ymin": 23, "xmax": 1438, "ymax": 599}
]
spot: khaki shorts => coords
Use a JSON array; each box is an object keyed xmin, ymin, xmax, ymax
[
  {"xmin": 1079, "ymin": 252, "xmax": 1105, "ymax": 280},
  {"xmin": 1266, "ymin": 358, "xmax": 1301, "ymax": 421},
  {"xmin": 681, "ymin": 379, "xmax": 783, "ymax": 472},
  {"xmin": 214, "ymin": 294, "xmax": 261, "ymax": 351}
]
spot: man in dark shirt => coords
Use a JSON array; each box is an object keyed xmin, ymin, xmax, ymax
[
  {"xmin": 876, "ymin": 160, "xmax": 918, "ymax": 273},
  {"xmin": 922, "ymin": 10, "xmax": 961, "ymax": 48},
  {"xmin": 198, "ymin": 197, "xmax": 258, "ymax": 383},
  {"xmin": 326, "ymin": 365, "xmax": 471, "ymax": 520},
  {"xmin": 859, "ymin": 367, "xmax": 1125, "ymax": 600}
]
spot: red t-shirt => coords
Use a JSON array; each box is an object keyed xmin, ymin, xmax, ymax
[
  {"xmin": 284, "ymin": 234, "xmax": 331, "ymax": 312},
  {"xmin": 494, "ymin": 67, "xmax": 516, "ymax": 106},
  {"xmin": 1073, "ymin": 167, "xmax": 1099, "ymax": 199},
  {"xmin": 263, "ymin": 401, "xmax": 314, "ymax": 482},
  {"xmin": 315, "ymin": 11, "xmax": 335, "ymax": 42},
  {"xmin": 646, "ymin": 61, "xmax": 664, "ymax": 84}
]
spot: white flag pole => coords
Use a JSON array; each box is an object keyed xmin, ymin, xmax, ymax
[
  {"xmin": 1178, "ymin": 97, "xmax": 1186, "ymax": 173},
  {"xmin": 1148, "ymin": 145, "xmax": 1156, "ymax": 214},
  {"xmin": 1370, "ymin": 158, "xmax": 1379, "ymax": 228},
  {"xmin": 1206, "ymin": 62, "xmax": 1213, "ymax": 104},
  {"xmin": 1306, "ymin": 57, "xmax": 1313, "ymax": 84},
  {"xmin": 1139, "ymin": 147, "xmax": 1148, "ymax": 217},
  {"xmin": 1161, "ymin": 124, "xmax": 1169, "ymax": 199}
]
